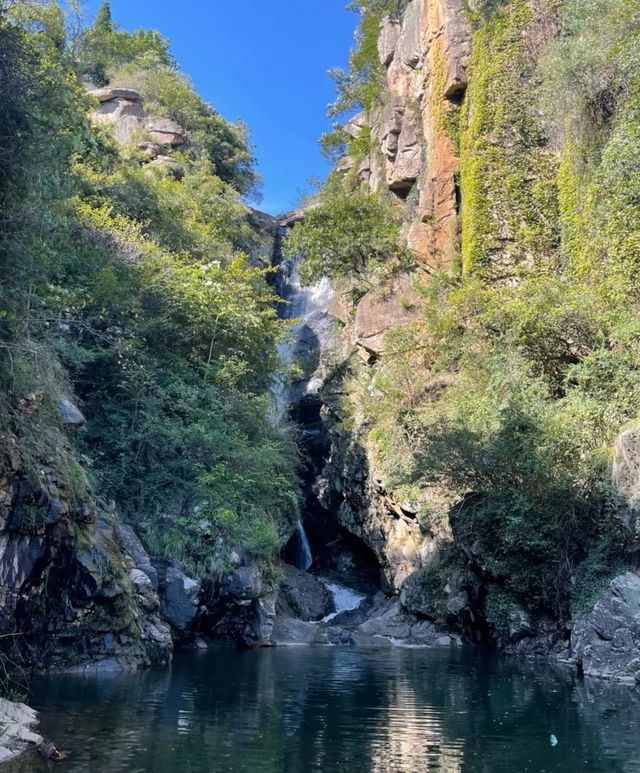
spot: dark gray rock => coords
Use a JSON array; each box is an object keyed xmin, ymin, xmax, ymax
[
  {"xmin": 277, "ymin": 565, "xmax": 334, "ymax": 622},
  {"xmin": 220, "ymin": 563, "xmax": 262, "ymax": 604},
  {"xmin": 57, "ymin": 400, "xmax": 85, "ymax": 427},
  {"xmin": 153, "ymin": 558, "xmax": 200, "ymax": 638},
  {"xmin": 117, "ymin": 521, "xmax": 158, "ymax": 589},
  {"xmin": 572, "ymin": 572, "xmax": 640, "ymax": 682},
  {"xmin": 271, "ymin": 616, "xmax": 328, "ymax": 646}
]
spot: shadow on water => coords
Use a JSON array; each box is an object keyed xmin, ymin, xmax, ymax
[{"xmin": 6, "ymin": 645, "xmax": 640, "ymax": 772}]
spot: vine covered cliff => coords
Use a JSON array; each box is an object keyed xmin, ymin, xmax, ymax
[{"xmin": 287, "ymin": 0, "xmax": 640, "ymax": 681}]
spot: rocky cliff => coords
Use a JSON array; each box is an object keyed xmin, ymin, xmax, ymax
[{"xmin": 291, "ymin": 0, "xmax": 640, "ymax": 683}]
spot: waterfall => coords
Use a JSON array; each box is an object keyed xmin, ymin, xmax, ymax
[
  {"xmin": 270, "ymin": 224, "xmax": 334, "ymax": 422},
  {"xmin": 296, "ymin": 520, "xmax": 313, "ymax": 571},
  {"xmin": 271, "ymin": 219, "xmax": 333, "ymax": 573}
]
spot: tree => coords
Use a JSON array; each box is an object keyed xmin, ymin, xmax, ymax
[
  {"xmin": 285, "ymin": 186, "xmax": 403, "ymax": 284},
  {"xmin": 94, "ymin": 1, "xmax": 114, "ymax": 33}
]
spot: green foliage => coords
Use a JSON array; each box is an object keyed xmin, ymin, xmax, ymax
[
  {"xmin": 0, "ymin": 3, "xmax": 300, "ymax": 578},
  {"xmin": 74, "ymin": 4, "xmax": 173, "ymax": 85},
  {"xmin": 94, "ymin": 1, "xmax": 113, "ymax": 33},
  {"xmin": 111, "ymin": 66, "xmax": 259, "ymax": 196},
  {"xmin": 285, "ymin": 183, "xmax": 404, "ymax": 284},
  {"xmin": 459, "ymin": 0, "xmax": 559, "ymax": 276}
]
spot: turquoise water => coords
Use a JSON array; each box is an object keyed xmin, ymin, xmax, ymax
[{"xmin": 7, "ymin": 645, "xmax": 640, "ymax": 772}]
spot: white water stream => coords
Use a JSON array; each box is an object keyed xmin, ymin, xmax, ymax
[
  {"xmin": 320, "ymin": 579, "xmax": 367, "ymax": 623},
  {"xmin": 296, "ymin": 520, "xmax": 313, "ymax": 571},
  {"xmin": 271, "ymin": 229, "xmax": 334, "ymax": 422}
]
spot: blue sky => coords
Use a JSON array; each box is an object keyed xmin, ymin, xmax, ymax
[{"xmin": 84, "ymin": 1, "xmax": 357, "ymax": 214}]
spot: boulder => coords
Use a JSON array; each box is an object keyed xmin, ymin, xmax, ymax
[
  {"xmin": 144, "ymin": 116, "xmax": 187, "ymax": 146},
  {"xmin": 0, "ymin": 698, "xmax": 42, "ymax": 762},
  {"xmin": 277, "ymin": 565, "xmax": 334, "ymax": 622},
  {"xmin": 129, "ymin": 568, "xmax": 158, "ymax": 612},
  {"xmin": 572, "ymin": 572, "xmax": 640, "ymax": 682},
  {"xmin": 271, "ymin": 616, "xmax": 328, "ymax": 646},
  {"xmin": 88, "ymin": 87, "xmax": 140, "ymax": 103},
  {"xmin": 91, "ymin": 97, "xmax": 145, "ymax": 144},
  {"xmin": 58, "ymin": 399, "xmax": 85, "ymax": 427},
  {"xmin": 153, "ymin": 558, "xmax": 200, "ymax": 637},
  {"xmin": 354, "ymin": 272, "xmax": 422, "ymax": 353},
  {"xmin": 116, "ymin": 521, "xmax": 158, "ymax": 589},
  {"xmin": 220, "ymin": 562, "xmax": 262, "ymax": 604}
]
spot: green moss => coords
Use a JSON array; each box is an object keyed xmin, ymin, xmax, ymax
[{"xmin": 459, "ymin": 0, "xmax": 559, "ymax": 277}]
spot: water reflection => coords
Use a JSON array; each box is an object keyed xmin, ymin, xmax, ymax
[{"xmin": 5, "ymin": 645, "xmax": 640, "ymax": 772}]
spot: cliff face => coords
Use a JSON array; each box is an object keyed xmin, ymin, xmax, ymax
[
  {"xmin": 309, "ymin": 0, "xmax": 640, "ymax": 679},
  {"xmin": 347, "ymin": 0, "xmax": 470, "ymax": 269},
  {"xmin": 0, "ymin": 414, "xmax": 173, "ymax": 672},
  {"xmin": 316, "ymin": 0, "xmax": 475, "ymax": 597}
]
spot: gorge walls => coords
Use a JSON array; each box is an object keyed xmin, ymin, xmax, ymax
[{"xmin": 291, "ymin": 0, "xmax": 640, "ymax": 681}]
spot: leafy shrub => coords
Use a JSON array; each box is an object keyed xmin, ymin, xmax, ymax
[{"xmin": 285, "ymin": 182, "xmax": 404, "ymax": 284}]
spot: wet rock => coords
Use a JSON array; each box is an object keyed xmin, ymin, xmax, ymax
[
  {"xmin": 0, "ymin": 698, "xmax": 42, "ymax": 762},
  {"xmin": 271, "ymin": 616, "xmax": 328, "ymax": 646},
  {"xmin": 572, "ymin": 572, "xmax": 640, "ymax": 682},
  {"xmin": 153, "ymin": 558, "xmax": 200, "ymax": 638},
  {"xmin": 277, "ymin": 565, "xmax": 334, "ymax": 622}
]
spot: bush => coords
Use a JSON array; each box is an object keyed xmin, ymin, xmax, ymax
[{"xmin": 285, "ymin": 183, "xmax": 404, "ymax": 284}]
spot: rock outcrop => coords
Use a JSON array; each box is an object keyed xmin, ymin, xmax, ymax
[
  {"xmin": 0, "ymin": 699, "xmax": 42, "ymax": 763},
  {"xmin": 0, "ymin": 434, "xmax": 172, "ymax": 672},
  {"xmin": 613, "ymin": 426, "xmax": 640, "ymax": 534},
  {"xmin": 277, "ymin": 565, "xmax": 334, "ymax": 622},
  {"xmin": 88, "ymin": 85, "xmax": 188, "ymax": 156},
  {"xmin": 572, "ymin": 573, "xmax": 640, "ymax": 683},
  {"xmin": 353, "ymin": 272, "xmax": 423, "ymax": 354},
  {"xmin": 153, "ymin": 559, "xmax": 200, "ymax": 640},
  {"xmin": 89, "ymin": 86, "xmax": 145, "ymax": 144},
  {"xmin": 351, "ymin": 0, "xmax": 471, "ymax": 266}
]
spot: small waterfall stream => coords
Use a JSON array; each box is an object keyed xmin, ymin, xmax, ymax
[{"xmin": 296, "ymin": 520, "xmax": 313, "ymax": 571}]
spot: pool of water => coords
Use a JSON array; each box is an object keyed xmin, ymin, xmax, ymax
[{"xmin": 6, "ymin": 645, "xmax": 640, "ymax": 772}]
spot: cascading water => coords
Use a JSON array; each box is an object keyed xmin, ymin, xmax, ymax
[
  {"xmin": 271, "ymin": 219, "xmax": 336, "ymax": 572},
  {"xmin": 296, "ymin": 520, "xmax": 313, "ymax": 571},
  {"xmin": 271, "ymin": 224, "xmax": 334, "ymax": 423}
]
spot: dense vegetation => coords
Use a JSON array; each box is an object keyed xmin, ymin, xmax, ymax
[
  {"xmin": 0, "ymin": 1, "xmax": 299, "ymax": 577},
  {"xmin": 290, "ymin": 0, "xmax": 640, "ymax": 623}
]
